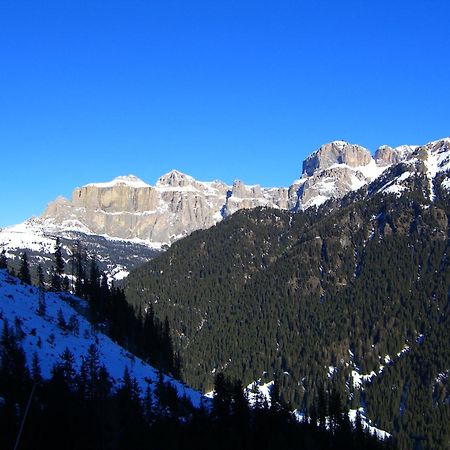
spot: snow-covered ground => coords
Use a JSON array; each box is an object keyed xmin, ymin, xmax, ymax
[
  {"xmin": 244, "ymin": 377, "xmax": 392, "ymax": 440},
  {"xmin": 0, "ymin": 270, "xmax": 203, "ymax": 408},
  {"xmin": 292, "ymin": 407, "xmax": 391, "ymax": 440}
]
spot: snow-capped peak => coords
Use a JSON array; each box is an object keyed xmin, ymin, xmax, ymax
[
  {"xmin": 84, "ymin": 175, "xmax": 150, "ymax": 189},
  {"xmin": 422, "ymin": 137, "xmax": 450, "ymax": 200},
  {"xmin": 156, "ymin": 169, "xmax": 196, "ymax": 187}
]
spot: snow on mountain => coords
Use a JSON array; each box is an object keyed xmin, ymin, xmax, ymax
[
  {"xmin": 0, "ymin": 218, "xmax": 159, "ymax": 284},
  {"xmin": 348, "ymin": 408, "xmax": 392, "ymax": 440},
  {"xmin": 241, "ymin": 376, "xmax": 392, "ymax": 440},
  {"xmin": 422, "ymin": 138, "xmax": 450, "ymax": 200},
  {"xmin": 0, "ymin": 269, "xmax": 203, "ymax": 407},
  {"xmin": 371, "ymin": 138, "xmax": 450, "ymax": 200},
  {"xmin": 1, "ymin": 137, "xmax": 448, "ymax": 271},
  {"xmin": 85, "ymin": 174, "xmax": 151, "ymax": 189}
]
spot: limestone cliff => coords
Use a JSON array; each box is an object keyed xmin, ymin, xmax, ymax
[{"xmin": 32, "ymin": 137, "xmax": 450, "ymax": 246}]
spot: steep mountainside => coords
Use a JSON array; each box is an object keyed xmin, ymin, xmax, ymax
[
  {"xmin": 0, "ymin": 269, "xmax": 202, "ymax": 405},
  {"xmin": 3, "ymin": 138, "xmax": 447, "ymax": 273},
  {"xmin": 125, "ymin": 152, "xmax": 450, "ymax": 449},
  {"xmin": 0, "ymin": 220, "xmax": 158, "ymax": 283},
  {"xmin": 0, "ymin": 270, "xmax": 393, "ymax": 450}
]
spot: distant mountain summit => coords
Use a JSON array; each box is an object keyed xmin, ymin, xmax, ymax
[
  {"xmin": 0, "ymin": 137, "xmax": 448, "ymax": 276},
  {"xmin": 29, "ymin": 137, "xmax": 450, "ymax": 243}
]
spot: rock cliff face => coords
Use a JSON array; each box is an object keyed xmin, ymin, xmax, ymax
[
  {"xmin": 40, "ymin": 171, "xmax": 292, "ymax": 245},
  {"xmin": 4, "ymin": 138, "xmax": 450, "ymax": 250},
  {"xmin": 294, "ymin": 141, "xmax": 385, "ymax": 209},
  {"xmin": 302, "ymin": 141, "xmax": 372, "ymax": 176},
  {"xmin": 374, "ymin": 145, "xmax": 417, "ymax": 166}
]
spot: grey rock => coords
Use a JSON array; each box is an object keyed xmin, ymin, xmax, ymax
[
  {"xmin": 6, "ymin": 137, "xmax": 449, "ymax": 252},
  {"xmin": 302, "ymin": 141, "xmax": 372, "ymax": 176}
]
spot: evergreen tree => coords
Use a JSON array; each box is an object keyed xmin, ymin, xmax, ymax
[
  {"xmin": 212, "ymin": 372, "xmax": 232, "ymax": 423},
  {"xmin": 31, "ymin": 351, "xmax": 42, "ymax": 383},
  {"xmin": 73, "ymin": 241, "xmax": 87, "ymax": 298},
  {"xmin": 67, "ymin": 314, "xmax": 80, "ymax": 334},
  {"xmin": 37, "ymin": 288, "xmax": 46, "ymax": 316},
  {"xmin": 54, "ymin": 347, "xmax": 77, "ymax": 391},
  {"xmin": 36, "ymin": 263, "xmax": 45, "ymax": 288},
  {"xmin": 50, "ymin": 238, "xmax": 65, "ymax": 291},
  {"xmin": 57, "ymin": 308, "xmax": 67, "ymax": 330},
  {"xmin": 18, "ymin": 251, "xmax": 31, "ymax": 284},
  {"xmin": 0, "ymin": 249, "xmax": 7, "ymax": 269},
  {"xmin": 54, "ymin": 237, "xmax": 65, "ymax": 279}
]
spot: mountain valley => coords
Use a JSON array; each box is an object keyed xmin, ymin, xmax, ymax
[{"xmin": 1, "ymin": 137, "xmax": 449, "ymax": 449}]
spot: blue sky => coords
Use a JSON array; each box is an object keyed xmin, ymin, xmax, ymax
[{"xmin": 0, "ymin": 0, "xmax": 449, "ymax": 227}]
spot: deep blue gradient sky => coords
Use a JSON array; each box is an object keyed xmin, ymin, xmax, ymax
[{"xmin": 1, "ymin": 0, "xmax": 449, "ymax": 226}]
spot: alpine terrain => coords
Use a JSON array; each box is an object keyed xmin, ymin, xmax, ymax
[
  {"xmin": 1, "ymin": 137, "xmax": 448, "ymax": 449},
  {"xmin": 1, "ymin": 138, "xmax": 446, "ymax": 281},
  {"xmin": 124, "ymin": 137, "xmax": 450, "ymax": 450}
]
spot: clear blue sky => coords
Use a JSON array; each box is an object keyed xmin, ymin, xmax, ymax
[{"xmin": 0, "ymin": 0, "xmax": 449, "ymax": 227}]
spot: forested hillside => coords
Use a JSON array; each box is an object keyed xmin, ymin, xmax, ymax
[{"xmin": 126, "ymin": 169, "xmax": 450, "ymax": 449}]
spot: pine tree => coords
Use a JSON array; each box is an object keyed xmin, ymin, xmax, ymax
[
  {"xmin": 212, "ymin": 372, "xmax": 232, "ymax": 422},
  {"xmin": 57, "ymin": 308, "xmax": 67, "ymax": 330},
  {"xmin": 18, "ymin": 252, "xmax": 31, "ymax": 284},
  {"xmin": 67, "ymin": 314, "xmax": 80, "ymax": 335},
  {"xmin": 50, "ymin": 238, "xmax": 65, "ymax": 291},
  {"xmin": 37, "ymin": 288, "xmax": 46, "ymax": 316},
  {"xmin": 54, "ymin": 237, "xmax": 65, "ymax": 280},
  {"xmin": 56, "ymin": 347, "xmax": 77, "ymax": 391},
  {"xmin": 73, "ymin": 241, "xmax": 87, "ymax": 298},
  {"xmin": 36, "ymin": 264, "xmax": 45, "ymax": 288},
  {"xmin": 0, "ymin": 249, "xmax": 7, "ymax": 269},
  {"xmin": 31, "ymin": 352, "xmax": 42, "ymax": 383},
  {"xmin": 49, "ymin": 266, "xmax": 58, "ymax": 291}
]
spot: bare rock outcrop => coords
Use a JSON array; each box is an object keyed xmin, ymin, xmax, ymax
[
  {"xmin": 36, "ymin": 137, "xmax": 449, "ymax": 247},
  {"xmin": 41, "ymin": 172, "xmax": 289, "ymax": 245},
  {"xmin": 302, "ymin": 141, "xmax": 372, "ymax": 176}
]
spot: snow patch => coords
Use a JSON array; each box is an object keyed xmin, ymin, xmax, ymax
[
  {"xmin": 85, "ymin": 175, "xmax": 150, "ymax": 189},
  {"xmin": 0, "ymin": 270, "xmax": 203, "ymax": 408},
  {"xmin": 348, "ymin": 408, "xmax": 391, "ymax": 440}
]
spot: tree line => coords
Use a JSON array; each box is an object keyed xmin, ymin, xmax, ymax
[
  {"xmin": 1, "ymin": 238, "xmax": 179, "ymax": 377},
  {"xmin": 0, "ymin": 319, "xmax": 392, "ymax": 449}
]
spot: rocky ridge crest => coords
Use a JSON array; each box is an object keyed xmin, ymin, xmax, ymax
[{"xmin": 3, "ymin": 138, "xmax": 450, "ymax": 249}]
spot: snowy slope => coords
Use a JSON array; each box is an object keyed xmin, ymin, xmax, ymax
[
  {"xmin": 0, "ymin": 218, "xmax": 159, "ymax": 283},
  {"xmin": 0, "ymin": 269, "xmax": 203, "ymax": 408},
  {"xmin": 1, "ymin": 137, "xmax": 448, "ymax": 277}
]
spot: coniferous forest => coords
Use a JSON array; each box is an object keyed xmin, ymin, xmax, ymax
[
  {"xmin": 125, "ymin": 172, "xmax": 450, "ymax": 450},
  {"xmin": 0, "ymin": 314, "xmax": 390, "ymax": 450},
  {"xmin": 1, "ymin": 170, "xmax": 448, "ymax": 449},
  {"xmin": 0, "ymin": 260, "xmax": 390, "ymax": 450}
]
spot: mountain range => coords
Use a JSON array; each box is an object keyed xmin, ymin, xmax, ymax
[
  {"xmin": 1, "ymin": 137, "xmax": 449, "ymax": 279},
  {"xmin": 122, "ymin": 137, "xmax": 450, "ymax": 449},
  {"xmin": 0, "ymin": 136, "xmax": 449, "ymax": 449}
]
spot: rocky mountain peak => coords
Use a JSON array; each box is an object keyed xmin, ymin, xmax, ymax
[
  {"xmin": 2, "ymin": 137, "xmax": 448, "ymax": 254},
  {"xmin": 302, "ymin": 141, "xmax": 372, "ymax": 176},
  {"xmin": 156, "ymin": 170, "xmax": 196, "ymax": 188},
  {"xmin": 375, "ymin": 145, "xmax": 417, "ymax": 166},
  {"xmin": 231, "ymin": 180, "xmax": 263, "ymax": 198},
  {"xmin": 84, "ymin": 174, "xmax": 150, "ymax": 189}
]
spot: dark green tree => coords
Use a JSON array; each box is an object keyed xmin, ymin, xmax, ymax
[
  {"xmin": 18, "ymin": 251, "xmax": 31, "ymax": 284},
  {"xmin": 36, "ymin": 264, "xmax": 45, "ymax": 288},
  {"xmin": 0, "ymin": 249, "xmax": 7, "ymax": 269}
]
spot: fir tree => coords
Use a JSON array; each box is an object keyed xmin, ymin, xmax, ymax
[
  {"xmin": 31, "ymin": 352, "xmax": 42, "ymax": 383},
  {"xmin": 0, "ymin": 248, "xmax": 7, "ymax": 269},
  {"xmin": 36, "ymin": 264, "xmax": 45, "ymax": 288},
  {"xmin": 18, "ymin": 251, "xmax": 31, "ymax": 284},
  {"xmin": 54, "ymin": 237, "xmax": 65, "ymax": 280},
  {"xmin": 37, "ymin": 288, "xmax": 46, "ymax": 316},
  {"xmin": 57, "ymin": 308, "xmax": 67, "ymax": 330}
]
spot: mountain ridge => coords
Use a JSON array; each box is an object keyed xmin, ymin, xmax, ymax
[
  {"xmin": 0, "ymin": 137, "xmax": 448, "ymax": 280},
  {"xmin": 123, "ymin": 157, "xmax": 450, "ymax": 449}
]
